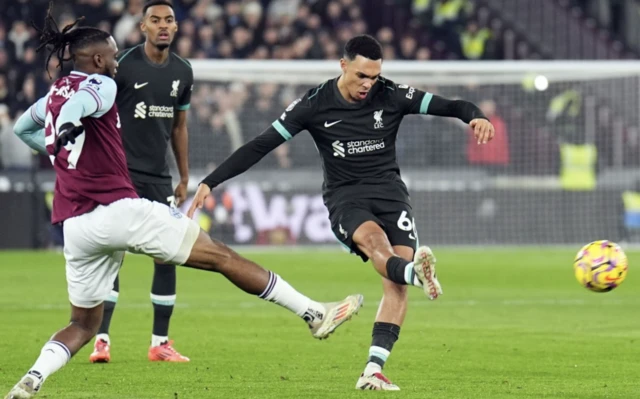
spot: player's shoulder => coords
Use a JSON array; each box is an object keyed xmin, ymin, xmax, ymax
[
  {"xmin": 169, "ymin": 52, "xmax": 192, "ymax": 69},
  {"xmin": 298, "ymin": 78, "xmax": 334, "ymax": 107},
  {"xmin": 80, "ymin": 73, "xmax": 117, "ymax": 91},
  {"xmin": 169, "ymin": 52, "xmax": 193, "ymax": 76},
  {"xmin": 376, "ymin": 76, "xmax": 403, "ymax": 97}
]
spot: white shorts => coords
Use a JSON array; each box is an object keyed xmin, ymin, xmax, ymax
[{"xmin": 63, "ymin": 198, "xmax": 200, "ymax": 308}]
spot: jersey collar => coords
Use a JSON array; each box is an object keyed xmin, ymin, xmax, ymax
[
  {"xmin": 332, "ymin": 77, "xmax": 380, "ymax": 109},
  {"xmin": 70, "ymin": 71, "xmax": 89, "ymax": 76}
]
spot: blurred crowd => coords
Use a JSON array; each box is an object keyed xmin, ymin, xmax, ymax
[{"xmin": 0, "ymin": 0, "xmax": 635, "ymax": 175}]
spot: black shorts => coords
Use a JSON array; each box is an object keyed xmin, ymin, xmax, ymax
[
  {"xmin": 329, "ymin": 198, "xmax": 418, "ymax": 262},
  {"xmin": 132, "ymin": 180, "xmax": 174, "ymax": 205}
]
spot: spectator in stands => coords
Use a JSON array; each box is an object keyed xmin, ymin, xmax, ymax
[
  {"xmin": 0, "ymin": 24, "xmax": 17, "ymax": 65},
  {"xmin": 0, "ymin": 0, "xmax": 587, "ymax": 175},
  {"xmin": 0, "ymin": 104, "xmax": 32, "ymax": 170},
  {"xmin": 460, "ymin": 21, "xmax": 492, "ymax": 60}
]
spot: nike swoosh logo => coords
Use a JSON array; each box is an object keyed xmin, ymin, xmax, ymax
[
  {"xmin": 605, "ymin": 275, "xmax": 619, "ymax": 282},
  {"xmin": 324, "ymin": 120, "xmax": 342, "ymax": 128},
  {"xmin": 134, "ymin": 82, "xmax": 148, "ymax": 89}
]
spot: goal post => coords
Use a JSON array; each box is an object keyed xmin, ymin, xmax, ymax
[{"xmin": 180, "ymin": 60, "xmax": 640, "ymax": 246}]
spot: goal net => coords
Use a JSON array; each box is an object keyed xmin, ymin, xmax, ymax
[{"xmin": 181, "ymin": 60, "xmax": 640, "ymax": 247}]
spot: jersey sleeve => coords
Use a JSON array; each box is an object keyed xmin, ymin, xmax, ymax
[
  {"xmin": 77, "ymin": 74, "xmax": 117, "ymax": 118},
  {"xmin": 177, "ymin": 67, "xmax": 193, "ymax": 111},
  {"xmin": 394, "ymin": 83, "xmax": 434, "ymax": 116},
  {"xmin": 270, "ymin": 94, "xmax": 313, "ymax": 141},
  {"xmin": 56, "ymin": 74, "xmax": 117, "ymax": 130},
  {"xmin": 13, "ymin": 95, "xmax": 49, "ymax": 154},
  {"xmin": 30, "ymin": 95, "xmax": 47, "ymax": 126}
]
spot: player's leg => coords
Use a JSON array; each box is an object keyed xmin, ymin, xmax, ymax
[
  {"xmin": 356, "ymin": 245, "xmax": 412, "ymax": 391},
  {"xmin": 331, "ymin": 205, "xmax": 428, "ymax": 290},
  {"xmin": 127, "ymin": 199, "xmax": 363, "ymax": 340},
  {"xmin": 146, "ymin": 183, "xmax": 186, "ymax": 362},
  {"xmin": 7, "ymin": 304, "xmax": 104, "ymax": 399},
  {"xmin": 89, "ymin": 275, "xmax": 118, "ymax": 363},
  {"xmin": 183, "ymin": 230, "xmax": 362, "ymax": 338},
  {"xmin": 350, "ymin": 216, "xmax": 441, "ymax": 299},
  {"xmin": 333, "ymin": 202, "xmax": 440, "ymax": 390},
  {"xmin": 88, "ymin": 180, "xmax": 149, "ymax": 363},
  {"xmin": 6, "ymin": 213, "xmax": 123, "ymax": 398}
]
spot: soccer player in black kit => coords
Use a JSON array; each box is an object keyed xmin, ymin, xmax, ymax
[
  {"xmin": 188, "ymin": 35, "xmax": 495, "ymax": 390},
  {"xmin": 90, "ymin": 0, "xmax": 194, "ymax": 363}
]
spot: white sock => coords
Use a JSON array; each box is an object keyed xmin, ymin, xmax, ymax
[
  {"xmin": 258, "ymin": 271, "xmax": 325, "ymax": 322},
  {"xmin": 29, "ymin": 341, "xmax": 71, "ymax": 381},
  {"xmin": 364, "ymin": 361, "xmax": 382, "ymax": 376},
  {"xmin": 403, "ymin": 262, "xmax": 422, "ymax": 286},
  {"xmin": 151, "ymin": 335, "xmax": 169, "ymax": 347},
  {"xmin": 96, "ymin": 333, "xmax": 110, "ymax": 345}
]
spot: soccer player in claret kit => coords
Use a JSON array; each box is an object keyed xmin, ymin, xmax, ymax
[
  {"xmin": 89, "ymin": 0, "xmax": 195, "ymax": 364},
  {"xmin": 188, "ymin": 34, "xmax": 496, "ymax": 390},
  {"xmin": 6, "ymin": 7, "xmax": 362, "ymax": 399}
]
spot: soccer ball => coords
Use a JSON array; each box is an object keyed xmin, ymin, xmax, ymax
[{"xmin": 573, "ymin": 240, "xmax": 628, "ymax": 292}]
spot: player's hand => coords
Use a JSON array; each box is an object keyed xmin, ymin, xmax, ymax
[
  {"xmin": 54, "ymin": 122, "xmax": 85, "ymax": 156},
  {"xmin": 187, "ymin": 183, "xmax": 211, "ymax": 219},
  {"xmin": 470, "ymin": 118, "xmax": 495, "ymax": 145},
  {"xmin": 174, "ymin": 180, "xmax": 188, "ymax": 207}
]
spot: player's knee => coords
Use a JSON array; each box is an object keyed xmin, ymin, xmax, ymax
[
  {"xmin": 185, "ymin": 232, "xmax": 233, "ymax": 272},
  {"xmin": 70, "ymin": 306, "xmax": 103, "ymax": 341},
  {"xmin": 359, "ymin": 231, "xmax": 394, "ymax": 258},
  {"xmin": 382, "ymin": 280, "xmax": 409, "ymax": 298}
]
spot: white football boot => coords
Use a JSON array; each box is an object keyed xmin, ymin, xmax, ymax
[
  {"xmin": 355, "ymin": 372, "xmax": 401, "ymax": 391},
  {"xmin": 308, "ymin": 294, "xmax": 364, "ymax": 339},
  {"xmin": 4, "ymin": 372, "xmax": 43, "ymax": 399},
  {"xmin": 413, "ymin": 246, "xmax": 443, "ymax": 300}
]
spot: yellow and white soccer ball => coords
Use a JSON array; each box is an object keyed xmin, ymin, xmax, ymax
[{"xmin": 573, "ymin": 240, "xmax": 628, "ymax": 292}]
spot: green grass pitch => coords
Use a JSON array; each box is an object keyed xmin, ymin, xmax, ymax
[{"xmin": 0, "ymin": 248, "xmax": 638, "ymax": 398}]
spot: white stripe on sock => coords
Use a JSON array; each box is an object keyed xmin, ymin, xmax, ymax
[
  {"xmin": 261, "ymin": 273, "xmax": 320, "ymax": 318},
  {"xmin": 106, "ymin": 290, "xmax": 119, "ymax": 303},
  {"xmin": 369, "ymin": 345, "xmax": 390, "ymax": 362},
  {"xmin": 150, "ymin": 294, "xmax": 176, "ymax": 306}
]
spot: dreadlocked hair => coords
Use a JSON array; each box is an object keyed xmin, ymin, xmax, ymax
[{"xmin": 33, "ymin": 1, "xmax": 111, "ymax": 77}]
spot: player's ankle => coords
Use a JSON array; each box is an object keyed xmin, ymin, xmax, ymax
[
  {"xmin": 363, "ymin": 361, "xmax": 382, "ymax": 375},
  {"xmin": 96, "ymin": 333, "xmax": 110, "ymax": 345},
  {"xmin": 151, "ymin": 335, "xmax": 169, "ymax": 347},
  {"xmin": 385, "ymin": 256, "xmax": 417, "ymax": 285}
]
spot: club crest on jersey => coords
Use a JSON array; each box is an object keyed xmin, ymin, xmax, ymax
[
  {"xmin": 374, "ymin": 110, "xmax": 384, "ymax": 129},
  {"xmin": 170, "ymin": 80, "xmax": 180, "ymax": 97},
  {"xmin": 89, "ymin": 77, "xmax": 102, "ymax": 86}
]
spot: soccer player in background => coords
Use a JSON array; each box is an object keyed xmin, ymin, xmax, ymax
[
  {"xmin": 89, "ymin": 0, "xmax": 193, "ymax": 363},
  {"xmin": 6, "ymin": 8, "xmax": 362, "ymax": 399},
  {"xmin": 188, "ymin": 34, "xmax": 495, "ymax": 390}
]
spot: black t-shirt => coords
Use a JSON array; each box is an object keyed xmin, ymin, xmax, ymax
[
  {"xmin": 115, "ymin": 44, "xmax": 193, "ymax": 183},
  {"xmin": 272, "ymin": 77, "xmax": 433, "ymax": 209}
]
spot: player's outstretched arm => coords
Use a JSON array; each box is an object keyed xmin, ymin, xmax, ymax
[
  {"xmin": 426, "ymin": 95, "xmax": 495, "ymax": 144},
  {"xmin": 187, "ymin": 126, "xmax": 286, "ymax": 217},
  {"xmin": 13, "ymin": 96, "xmax": 48, "ymax": 154}
]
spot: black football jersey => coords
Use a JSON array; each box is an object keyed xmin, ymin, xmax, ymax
[
  {"xmin": 115, "ymin": 44, "xmax": 193, "ymax": 183},
  {"xmin": 272, "ymin": 77, "xmax": 432, "ymax": 208}
]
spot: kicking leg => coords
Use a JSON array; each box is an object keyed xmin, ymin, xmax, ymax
[
  {"xmin": 183, "ymin": 230, "xmax": 363, "ymax": 339},
  {"xmin": 352, "ymin": 221, "xmax": 441, "ymax": 299},
  {"xmin": 6, "ymin": 304, "xmax": 103, "ymax": 399}
]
